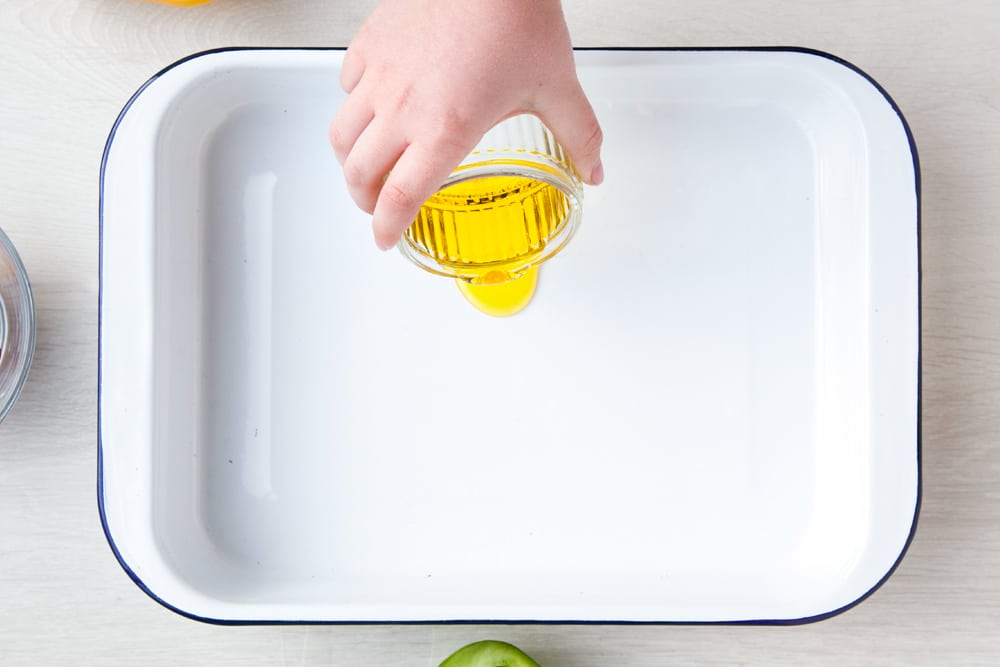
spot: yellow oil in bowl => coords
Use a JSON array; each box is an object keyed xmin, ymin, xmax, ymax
[
  {"xmin": 397, "ymin": 114, "xmax": 583, "ymax": 316},
  {"xmin": 404, "ymin": 173, "xmax": 572, "ymax": 317}
]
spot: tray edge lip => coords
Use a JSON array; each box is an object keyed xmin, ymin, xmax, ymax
[{"xmin": 96, "ymin": 44, "xmax": 922, "ymax": 627}]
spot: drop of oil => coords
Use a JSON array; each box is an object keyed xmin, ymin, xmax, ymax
[{"xmin": 455, "ymin": 266, "xmax": 539, "ymax": 318}]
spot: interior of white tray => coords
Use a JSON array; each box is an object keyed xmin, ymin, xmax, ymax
[{"xmin": 102, "ymin": 50, "xmax": 918, "ymax": 622}]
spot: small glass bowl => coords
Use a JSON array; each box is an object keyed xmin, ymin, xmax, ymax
[
  {"xmin": 0, "ymin": 226, "xmax": 35, "ymax": 424},
  {"xmin": 398, "ymin": 114, "xmax": 584, "ymax": 285}
]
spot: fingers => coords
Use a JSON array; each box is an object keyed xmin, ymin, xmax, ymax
[
  {"xmin": 538, "ymin": 80, "xmax": 604, "ymax": 185},
  {"xmin": 370, "ymin": 139, "xmax": 472, "ymax": 250},
  {"xmin": 341, "ymin": 120, "xmax": 407, "ymax": 214},
  {"xmin": 328, "ymin": 81, "xmax": 374, "ymax": 165}
]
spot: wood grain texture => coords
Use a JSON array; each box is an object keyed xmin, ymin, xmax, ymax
[{"xmin": 1, "ymin": 0, "xmax": 997, "ymax": 664}]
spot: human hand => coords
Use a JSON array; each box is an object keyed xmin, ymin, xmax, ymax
[{"xmin": 329, "ymin": 0, "xmax": 604, "ymax": 250}]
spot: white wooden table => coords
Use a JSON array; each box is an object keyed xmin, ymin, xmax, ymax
[{"xmin": 1, "ymin": 0, "xmax": 997, "ymax": 664}]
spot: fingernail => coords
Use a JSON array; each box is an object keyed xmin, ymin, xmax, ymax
[
  {"xmin": 590, "ymin": 160, "xmax": 604, "ymax": 185},
  {"xmin": 375, "ymin": 237, "xmax": 393, "ymax": 251}
]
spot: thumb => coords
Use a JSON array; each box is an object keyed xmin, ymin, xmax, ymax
[{"xmin": 538, "ymin": 80, "xmax": 604, "ymax": 185}]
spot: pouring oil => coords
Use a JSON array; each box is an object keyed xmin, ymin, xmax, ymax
[{"xmin": 405, "ymin": 174, "xmax": 571, "ymax": 317}]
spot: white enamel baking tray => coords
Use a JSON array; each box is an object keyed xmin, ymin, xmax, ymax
[{"xmin": 99, "ymin": 48, "xmax": 920, "ymax": 624}]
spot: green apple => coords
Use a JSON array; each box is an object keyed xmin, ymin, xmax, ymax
[{"xmin": 439, "ymin": 640, "xmax": 543, "ymax": 667}]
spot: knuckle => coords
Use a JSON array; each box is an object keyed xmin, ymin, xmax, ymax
[
  {"xmin": 381, "ymin": 181, "xmax": 419, "ymax": 213},
  {"xmin": 447, "ymin": 108, "xmax": 479, "ymax": 142},
  {"xmin": 328, "ymin": 123, "xmax": 349, "ymax": 155},
  {"xmin": 342, "ymin": 159, "xmax": 369, "ymax": 189},
  {"xmin": 436, "ymin": 108, "xmax": 475, "ymax": 141},
  {"xmin": 392, "ymin": 85, "xmax": 416, "ymax": 115},
  {"xmin": 425, "ymin": 110, "xmax": 479, "ymax": 160},
  {"xmin": 579, "ymin": 120, "xmax": 604, "ymax": 158}
]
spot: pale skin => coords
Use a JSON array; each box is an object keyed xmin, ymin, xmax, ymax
[{"xmin": 329, "ymin": 0, "xmax": 605, "ymax": 250}]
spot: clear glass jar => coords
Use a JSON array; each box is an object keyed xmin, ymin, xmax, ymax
[
  {"xmin": 0, "ymin": 226, "xmax": 34, "ymax": 424},
  {"xmin": 398, "ymin": 114, "xmax": 584, "ymax": 285}
]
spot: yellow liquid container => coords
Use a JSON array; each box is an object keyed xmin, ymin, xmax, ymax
[{"xmin": 399, "ymin": 115, "xmax": 583, "ymax": 317}]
